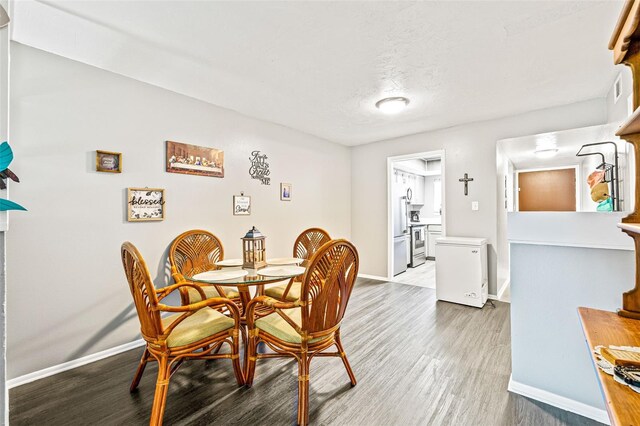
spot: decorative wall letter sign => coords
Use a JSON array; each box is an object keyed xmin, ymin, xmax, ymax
[
  {"xmin": 127, "ymin": 188, "xmax": 165, "ymax": 221},
  {"xmin": 249, "ymin": 150, "xmax": 270, "ymax": 185},
  {"xmin": 233, "ymin": 193, "xmax": 251, "ymax": 215}
]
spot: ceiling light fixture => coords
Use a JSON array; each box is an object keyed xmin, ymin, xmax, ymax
[
  {"xmin": 375, "ymin": 97, "xmax": 410, "ymax": 114},
  {"xmin": 534, "ymin": 148, "xmax": 559, "ymax": 159}
]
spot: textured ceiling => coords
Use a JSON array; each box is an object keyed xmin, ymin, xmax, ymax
[{"xmin": 13, "ymin": 1, "xmax": 624, "ymax": 146}]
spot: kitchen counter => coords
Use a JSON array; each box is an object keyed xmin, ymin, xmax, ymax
[{"xmin": 410, "ymin": 219, "xmax": 441, "ymax": 226}]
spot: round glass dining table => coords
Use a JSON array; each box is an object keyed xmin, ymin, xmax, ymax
[{"xmin": 186, "ymin": 264, "xmax": 306, "ymax": 321}]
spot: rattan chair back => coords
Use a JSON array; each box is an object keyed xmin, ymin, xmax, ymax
[
  {"xmin": 121, "ymin": 242, "xmax": 162, "ymax": 342},
  {"xmin": 293, "ymin": 228, "xmax": 331, "ymax": 260},
  {"xmin": 301, "ymin": 239, "xmax": 359, "ymax": 335},
  {"xmin": 169, "ymin": 229, "xmax": 224, "ymax": 278}
]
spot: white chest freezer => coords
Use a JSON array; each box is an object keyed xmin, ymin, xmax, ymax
[{"xmin": 435, "ymin": 236, "xmax": 488, "ymax": 308}]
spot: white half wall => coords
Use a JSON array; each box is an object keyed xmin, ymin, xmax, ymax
[
  {"xmin": 6, "ymin": 43, "xmax": 351, "ymax": 379},
  {"xmin": 510, "ymin": 242, "xmax": 634, "ymax": 417},
  {"xmin": 351, "ymin": 99, "xmax": 607, "ymax": 295},
  {"xmin": 507, "ymin": 212, "xmax": 634, "ymax": 251}
]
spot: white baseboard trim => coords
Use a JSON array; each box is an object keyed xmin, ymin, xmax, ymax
[
  {"xmin": 7, "ymin": 339, "xmax": 146, "ymax": 389},
  {"xmin": 357, "ymin": 273, "xmax": 388, "ymax": 281},
  {"xmin": 508, "ymin": 375, "xmax": 610, "ymax": 425},
  {"xmin": 497, "ymin": 278, "xmax": 510, "ymax": 300},
  {"xmin": 487, "ymin": 294, "xmax": 499, "ymax": 300}
]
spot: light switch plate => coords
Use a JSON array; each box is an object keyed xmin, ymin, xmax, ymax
[{"xmin": 472, "ymin": 201, "xmax": 479, "ymax": 211}]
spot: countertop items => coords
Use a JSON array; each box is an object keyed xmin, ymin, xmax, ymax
[{"xmin": 578, "ymin": 307, "xmax": 640, "ymax": 426}]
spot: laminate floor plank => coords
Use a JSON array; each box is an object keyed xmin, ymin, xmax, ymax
[{"xmin": 10, "ymin": 279, "xmax": 601, "ymax": 425}]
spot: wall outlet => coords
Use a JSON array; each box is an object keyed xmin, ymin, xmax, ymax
[{"xmin": 472, "ymin": 201, "xmax": 479, "ymax": 211}]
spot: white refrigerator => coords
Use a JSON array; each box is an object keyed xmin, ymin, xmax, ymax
[{"xmin": 435, "ymin": 237, "xmax": 488, "ymax": 308}]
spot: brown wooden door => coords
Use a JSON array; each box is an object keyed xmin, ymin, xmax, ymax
[{"xmin": 518, "ymin": 168, "xmax": 576, "ymax": 211}]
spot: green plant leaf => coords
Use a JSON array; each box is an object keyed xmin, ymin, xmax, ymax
[
  {"xmin": 0, "ymin": 142, "xmax": 13, "ymax": 171},
  {"xmin": 0, "ymin": 198, "xmax": 26, "ymax": 211}
]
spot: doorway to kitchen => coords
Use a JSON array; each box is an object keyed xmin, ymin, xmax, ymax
[{"xmin": 387, "ymin": 150, "xmax": 446, "ymax": 289}]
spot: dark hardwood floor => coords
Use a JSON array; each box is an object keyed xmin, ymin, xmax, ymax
[{"xmin": 10, "ymin": 279, "xmax": 602, "ymax": 425}]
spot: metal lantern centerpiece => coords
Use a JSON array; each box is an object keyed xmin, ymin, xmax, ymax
[{"xmin": 242, "ymin": 226, "xmax": 266, "ymax": 269}]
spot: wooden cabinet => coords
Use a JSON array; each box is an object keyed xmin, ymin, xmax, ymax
[{"xmin": 610, "ymin": 0, "xmax": 640, "ymax": 319}]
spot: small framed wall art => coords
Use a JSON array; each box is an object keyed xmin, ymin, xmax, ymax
[
  {"xmin": 166, "ymin": 141, "xmax": 224, "ymax": 178},
  {"xmin": 233, "ymin": 194, "xmax": 251, "ymax": 216},
  {"xmin": 280, "ymin": 183, "xmax": 292, "ymax": 201},
  {"xmin": 127, "ymin": 188, "xmax": 165, "ymax": 221},
  {"xmin": 96, "ymin": 150, "xmax": 122, "ymax": 173}
]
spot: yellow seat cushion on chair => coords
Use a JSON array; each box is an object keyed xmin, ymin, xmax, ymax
[
  {"xmin": 162, "ymin": 308, "xmax": 235, "ymax": 347},
  {"xmin": 187, "ymin": 285, "xmax": 239, "ymax": 302},
  {"xmin": 264, "ymin": 282, "xmax": 301, "ymax": 301},
  {"xmin": 255, "ymin": 308, "xmax": 325, "ymax": 344}
]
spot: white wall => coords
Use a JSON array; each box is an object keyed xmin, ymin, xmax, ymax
[
  {"xmin": 607, "ymin": 67, "xmax": 632, "ymax": 124},
  {"xmin": 508, "ymin": 212, "xmax": 632, "ymax": 423},
  {"xmin": 508, "ymin": 212, "xmax": 633, "ymax": 251},
  {"xmin": 0, "ymin": 0, "xmax": 9, "ymax": 421},
  {"xmin": 6, "ymin": 44, "xmax": 352, "ymax": 379},
  {"xmin": 351, "ymin": 99, "xmax": 607, "ymax": 295},
  {"xmin": 510, "ymin": 242, "xmax": 633, "ymax": 422},
  {"xmin": 495, "ymin": 143, "xmax": 510, "ymax": 292}
]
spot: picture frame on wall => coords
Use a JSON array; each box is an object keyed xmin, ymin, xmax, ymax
[
  {"xmin": 233, "ymin": 194, "xmax": 251, "ymax": 215},
  {"xmin": 280, "ymin": 183, "xmax": 292, "ymax": 201},
  {"xmin": 96, "ymin": 150, "xmax": 122, "ymax": 173},
  {"xmin": 127, "ymin": 188, "xmax": 165, "ymax": 221},
  {"xmin": 166, "ymin": 140, "xmax": 224, "ymax": 178}
]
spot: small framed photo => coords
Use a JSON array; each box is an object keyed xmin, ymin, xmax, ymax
[
  {"xmin": 96, "ymin": 150, "xmax": 122, "ymax": 173},
  {"xmin": 127, "ymin": 188, "xmax": 165, "ymax": 222},
  {"xmin": 280, "ymin": 183, "xmax": 292, "ymax": 201},
  {"xmin": 233, "ymin": 195, "xmax": 251, "ymax": 216}
]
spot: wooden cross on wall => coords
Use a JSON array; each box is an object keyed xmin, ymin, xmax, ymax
[{"xmin": 459, "ymin": 173, "xmax": 474, "ymax": 196}]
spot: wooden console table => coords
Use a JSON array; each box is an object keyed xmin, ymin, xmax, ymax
[{"xmin": 578, "ymin": 307, "xmax": 640, "ymax": 425}]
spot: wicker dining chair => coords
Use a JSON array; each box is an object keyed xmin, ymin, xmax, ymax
[
  {"xmin": 121, "ymin": 242, "xmax": 244, "ymax": 426},
  {"xmin": 169, "ymin": 229, "xmax": 240, "ymax": 305},
  {"xmin": 264, "ymin": 227, "xmax": 331, "ymax": 302},
  {"xmin": 245, "ymin": 239, "xmax": 359, "ymax": 426}
]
